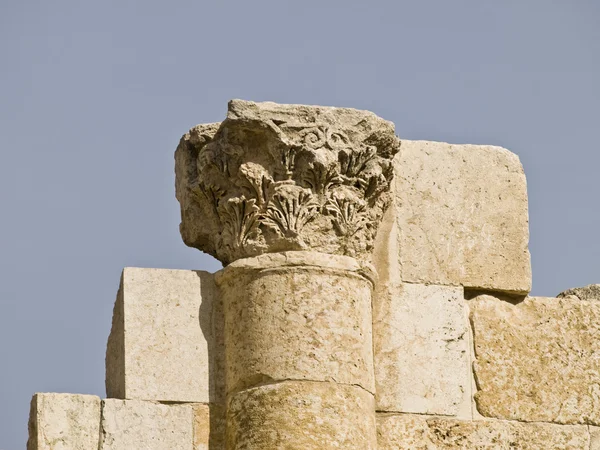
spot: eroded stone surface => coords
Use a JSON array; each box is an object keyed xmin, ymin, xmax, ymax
[
  {"xmin": 227, "ymin": 381, "xmax": 377, "ymax": 449},
  {"xmin": 372, "ymin": 281, "xmax": 470, "ymax": 416},
  {"xmin": 471, "ymin": 295, "xmax": 600, "ymax": 425},
  {"xmin": 591, "ymin": 426, "xmax": 600, "ymax": 450},
  {"xmin": 192, "ymin": 403, "xmax": 225, "ymax": 450},
  {"xmin": 393, "ymin": 140, "xmax": 531, "ymax": 294},
  {"xmin": 27, "ymin": 393, "xmax": 101, "ymax": 450},
  {"xmin": 377, "ymin": 414, "xmax": 590, "ymax": 449},
  {"xmin": 175, "ymin": 100, "xmax": 400, "ymax": 264},
  {"xmin": 216, "ymin": 251, "xmax": 375, "ymax": 394},
  {"xmin": 106, "ymin": 267, "xmax": 224, "ymax": 403},
  {"xmin": 558, "ymin": 283, "xmax": 600, "ymax": 301},
  {"xmin": 100, "ymin": 399, "xmax": 192, "ymax": 450}
]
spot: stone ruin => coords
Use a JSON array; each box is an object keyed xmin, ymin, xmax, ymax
[{"xmin": 27, "ymin": 100, "xmax": 600, "ymax": 449}]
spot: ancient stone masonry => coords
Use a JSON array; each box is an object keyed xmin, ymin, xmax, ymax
[
  {"xmin": 175, "ymin": 100, "xmax": 400, "ymax": 448},
  {"xmin": 175, "ymin": 100, "xmax": 400, "ymax": 264},
  {"xmin": 26, "ymin": 100, "xmax": 600, "ymax": 449}
]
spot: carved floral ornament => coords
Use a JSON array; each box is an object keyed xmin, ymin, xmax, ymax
[{"xmin": 176, "ymin": 103, "xmax": 400, "ymax": 264}]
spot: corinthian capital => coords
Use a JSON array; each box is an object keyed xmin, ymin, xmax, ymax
[{"xmin": 175, "ymin": 100, "xmax": 400, "ymax": 264}]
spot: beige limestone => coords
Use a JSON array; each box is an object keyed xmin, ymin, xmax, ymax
[
  {"xmin": 216, "ymin": 251, "xmax": 375, "ymax": 394},
  {"xmin": 377, "ymin": 414, "xmax": 591, "ymax": 449},
  {"xmin": 227, "ymin": 381, "xmax": 377, "ymax": 449},
  {"xmin": 393, "ymin": 140, "xmax": 531, "ymax": 294},
  {"xmin": 100, "ymin": 399, "xmax": 192, "ymax": 450},
  {"xmin": 558, "ymin": 283, "xmax": 600, "ymax": 300},
  {"xmin": 591, "ymin": 426, "xmax": 600, "ymax": 450},
  {"xmin": 471, "ymin": 295, "xmax": 600, "ymax": 425},
  {"xmin": 373, "ymin": 282, "xmax": 470, "ymax": 416},
  {"xmin": 27, "ymin": 393, "xmax": 100, "ymax": 450},
  {"xmin": 175, "ymin": 100, "xmax": 400, "ymax": 264},
  {"xmin": 192, "ymin": 403, "xmax": 225, "ymax": 450},
  {"xmin": 106, "ymin": 267, "xmax": 224, "ymax": 403}
]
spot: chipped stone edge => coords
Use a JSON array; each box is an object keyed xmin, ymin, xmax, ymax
[
  {"xmin": 215, "ymin": 250, "xmax": 377, "ymax": 286},
  {"xmin": 377, "ymin": 412, "xmax": 594, "ymax": 447}
]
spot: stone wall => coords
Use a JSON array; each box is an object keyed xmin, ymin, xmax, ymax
[
  {"xmin": 370, "ymin": 138, "xmax": 599, "ymax": 449},
  {"xmin": 26, "ymin": 101, "xmax": 599, "ymax": 449}
]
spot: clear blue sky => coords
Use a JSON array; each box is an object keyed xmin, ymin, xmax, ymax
[{"xmin": 1, "ymin": 1, "xmax": 599, "ymax": 448}]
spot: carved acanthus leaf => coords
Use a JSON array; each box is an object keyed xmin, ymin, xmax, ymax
[
  {"xmin": 239, "ymin": 163, "xmax": 274, "ymax": 207},
  {"xmin": 358, "ymin": 160, "xmax": 394, "ymax": 199},
  {"xmin": 217, "ymin": 196, "xmax": 260, "ymax": 251},
  {"xmin": 195, "ymin": 182, "xmax": 225, "ymax": 218},
  {"xmin": 262, "ymin": 186, "xmax": 319, "ymax": 238},
  {"xmin": 339, "ymin": 145, "xmax": 377, "ymax": 179},
  {"xmin": 302, "ymin": 161, "xmax": 343, "ymax": 196},
  {"xmin": 325, "ymin": 195, "xmax": 368, "ymax": 237}
]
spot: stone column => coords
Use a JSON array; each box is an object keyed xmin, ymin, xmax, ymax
[
  {"xmin": 216, "ymin": 251, "xmax": 376, "ymax": 448},
  {"xmin": 175, "ymin": 100, "xmax": 400, "ymax": 449}
]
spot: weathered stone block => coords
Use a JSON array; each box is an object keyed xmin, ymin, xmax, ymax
[
  {"xmin": 100, "ymin": 399, "xmax": 193, "ymax": 450},
  {"xmin": 192, "ymin": 403, "xmax": 225, "ymax": 450},
  {"xmin": 392, "ymin": 140, "xmax": 531, "ymax": 294},
  {"xmin": 591, "ymin": 426, "xmax": 600, "ymax": 450},
  {"xmin": 471, "ymin": 295, "xmax": 600, "ymax": 425},
  {"xmin": 377, "ymin": 414, "xmax": 591, "ymax": 449},
  {"xmin": 216, "ymin": 251, "xmax": 375, "ymax": 394},
  {"xmin": 175, "ymin": 100, "xmax": 400, "ymax": 265},
  {"xmin": 372, "ymin": 280, "xmax": 470, "ymax": 416},
  {"xmin": 558, "ymin": 283, "xmax": 600, "ymax": 301},
  {"xmin": 106, "ymin": 267, "xmax": 223, "ymax": 403},
  {"xmin": 27, "ymin": 393, "xmax": 100, "ymax": 450},
  {"xmin": 227, "ymin": 381, "xmax": 377, "ymax": 449}
]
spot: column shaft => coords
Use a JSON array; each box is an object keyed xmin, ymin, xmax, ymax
[{"xmin": 216, "ymin": 251, "xmax": 377, "ymax": 449}]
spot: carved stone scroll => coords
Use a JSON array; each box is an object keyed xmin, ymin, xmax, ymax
[{"xmin": 175, "ymin": 100, "xmax": 400, "ymax": 264}]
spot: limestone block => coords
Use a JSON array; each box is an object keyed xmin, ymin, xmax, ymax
[
  {"xmin": 591, "ymin": 426, "xmax": 600, "ymax": 450},
  {"xmin": 216, "ymin": 251, "xmax": 375, "ymax": 394},
  {"xmin": 227, "ymin": 381, "xmax": 377, "ymax": 449},
  {"xmin": 377, "ymin": 414, "xmax": 590, "ymax": 449},
  {"xmin": 193, "ymin": 403, "xmax": 225, "ymax": 450},
  {"xmin": 100, "ymin": 399, "xmax": 193, "ymax": 450},
  {"xmin": 175, "ymin": 100, "xmax": 400, "ymax": 265},
  {"xmin": 106, "ymin": 267, "xmax": 224, "ymax": 403},
  {"xmin": 27, "ymin": 393, "xmax": 100, "ymax": 450},
  {"xmin": 471, "ymin": 295, "xmax": 600, "ymax": 425},
  {"xmin": 372, "ymin": 282, "xmax": 470, "ymax": 416},
  {"xmin": 392, "ymin": 140, "xmax": 531, "ymax": 294},
  {"xmin": 558, "ymin": 283, "xmax": 600, "ymax": 300}
]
